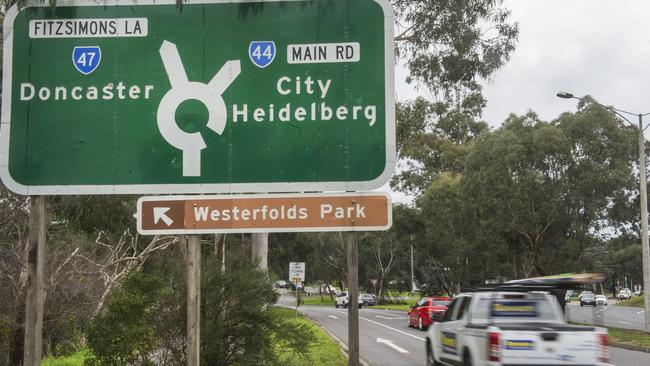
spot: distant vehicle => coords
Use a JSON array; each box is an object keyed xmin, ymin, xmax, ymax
[
  {"xmin": 617, "ymin": 288, "xmax": 632, "ymax": 301},
  {"xmin": 566, "ymin": 289, "xmax": 578, "ymax": 297},
  {"xmin": 578, "ymin": 290, "xmax": 594, "ymax": 300},
  {"xmin": 274, "ymin": 280, "xmax": 287, "ymax": 289},
  {"xmin": 580, "ymin": 292, "xmax": 596, "ymax": 307},
  {"xmin": 320, "ymin": 284, "xmax": 339, "ymax": 295},
  {"xmin": 360, "ymin": 293, "xmax": 376, "ymax": 306},
  {"xmin": 595, "ymin": 295, "xmax": 607, "ymax": 306},
  {"xmin": 408, "ymin": 297, "xmax": 450, "ymax": 330},
  {"xmin": 634, "ymin": 289, "xmax": 643, "ymax": 296},
  {"xmin": 425, "ymin": 291, "xmax": 609, "ymax": 366},
  {"xmin": 335, "ymin": 291, "xmax": 362, "ymax": 308}
]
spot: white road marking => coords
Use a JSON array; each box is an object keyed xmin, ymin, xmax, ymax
[
  {"xmin": 376, "ymin": 315, "xmax": 405, "ymax": 320},
  {"xmin": 617, "ymin": 321, "xmax": 633, "ymax": 325},
  {"xmin": 335, "ymin": 309, "xmax": 426, "ymax": 341},
  {"xmin": 367, "ymin": 309, "xmax": 408, "ymax": 317},
  {"xmin": 328, "ymin": 315, "xmax": 339, "ymax": 320},
  {"xmin": 636, "ymin": 310, "xmax": 645, "ymax": 316},
  {"xmin": 377, "ymin": 337, "xmax": 409, "ymax": 354}
]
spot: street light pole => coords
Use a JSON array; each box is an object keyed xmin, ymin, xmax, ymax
[
  {"xmin": 557, "ymin": 92, "xmax": 650, "ymax": 332},
  {"xmin": 638, "ymin": 113, "xmax": 650, "ymax": 332}
]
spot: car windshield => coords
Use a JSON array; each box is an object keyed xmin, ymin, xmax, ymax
[
  {"xmin": 582, "ymin": 293, "xmax": 594, "ymax": 299},
  {"xmin": 361, "ymin": 294, "xmax": 372, "ymax": 299},
  {"xmin": 431, "ymin": 301, "xmax": 450, "ymax": 306}
]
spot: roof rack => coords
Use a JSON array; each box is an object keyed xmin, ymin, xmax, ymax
[{"xmin": 461, "ymin": 273, "xmax": 605, "ymax": 293}]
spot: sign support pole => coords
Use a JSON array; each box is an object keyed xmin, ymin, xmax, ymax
[
  {"xmin": 346, "ymin": 231, "xmax": 359, "ymax": 366},
  {"xmin": 23, "ymin": 196, "xmax": 46, "ymax": 366},
  {"xmin": 186, "ymin": 235, "xmax": 201, "ymax": 366}
]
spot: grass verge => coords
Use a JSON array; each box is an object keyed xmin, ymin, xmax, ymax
[
  {"xmin": 301, "ymin": 295, "xmax": 336, "ymax": 306},
  {"xmin": 272, "ymin": 307, "xmax": 347, "ymax": 366},
  {"xmin": 607, "ymin": 326, "xmax": 650, "ymax": 349},
  {"xmin": 42, "ymin": 350, "xmax": 88, "ymax": 366},
  {"xmin": 615, "ymin": 296, "xmax": 644, "ymax": 307}
]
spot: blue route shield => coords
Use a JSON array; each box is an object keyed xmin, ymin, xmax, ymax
[
  {"xmin": 248, "ymin": 41, "xmax": 276, "ymax": 68},
  {"xmin": 72, "ymin": 46, "xmax": 101, "ymax": 75}
]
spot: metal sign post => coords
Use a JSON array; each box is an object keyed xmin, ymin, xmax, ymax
[
  {"xmin": 346, "ymin": 232, "xmax": 359, "ymax": 366},
  {"xmin": 23, "ymin": 196, "xmax": 46, "ymax": 366}
]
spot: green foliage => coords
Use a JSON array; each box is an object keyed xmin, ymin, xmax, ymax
[
  {"xmin": 413, "ymin": 105, "xmax": 642, "ymax": 289},
  {"xmin": 201, "ymin": 255, "xmax": 315, "ymax": 366},
  {"xmin": 271, "ymin": 307, "xmax": 346, "ymax": 366},
  {"xmin": 85, "ymin": 273, "xmax": 167, "ymax": 366},
  {"xmin": 42, "ymin": 350, "xmax": 89, "ymax": 366},
  {"xmin": 49, "ymin": 195, "xmax": 136, "ymax": 236},
  {"xmin": 615, "ymin": 296, "xmax": 644, "ymax": 308}
]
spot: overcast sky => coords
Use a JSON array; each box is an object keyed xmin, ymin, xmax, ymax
[
  {"xmin": 397, "ymin": 0, "xmax": 650, "ymax": 127},
  {"xmin": 389, "ymin": 0, "xmax": 650, "ymax": 203}
]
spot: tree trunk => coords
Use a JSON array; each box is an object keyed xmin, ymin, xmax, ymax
[{"xmin": 251, "ymin": 233, "xmax": 268, "ymax": 272}]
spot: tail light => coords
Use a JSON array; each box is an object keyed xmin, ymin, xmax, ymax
[
  {"xmin": 488, "ymin": 332, "xmax": 500, "ymax": 362},
  {"xmin": 598, "ymin": 333, "xmax": 609, "ymax": 363}
]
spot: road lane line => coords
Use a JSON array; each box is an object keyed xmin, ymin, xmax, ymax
[
  {"xmin": 328, "ymin": 315, "xmax": 339, "ymax": 319},
  {"xmin": 637, "ymin": 310, "xmax": 645, "ymax": 315},
  {"xmin": 617, "ymin": 321, "xmax": 633, "ymax": 325},
  {"xmin": 375, "ymin": 315, "xmax": 404, "ymax": 320},
  {"xmin": 367, "ymin": 309, "xmax": 407, "ymax": 317},
  {"xmin": 377, "ymin": 337, "xmax": 409, "ymax": 353},
  {"xmin": 335, "ymin": 309, "xmax": 426, "ymax": 341}
]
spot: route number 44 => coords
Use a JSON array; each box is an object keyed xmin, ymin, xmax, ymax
[
  {"xmin": 72, "ymin": 46, "xmax": 102, "ymax": 75},
  {"xmin": 248, "ymin": 41, "xmax": 276, "ymax": 68}
]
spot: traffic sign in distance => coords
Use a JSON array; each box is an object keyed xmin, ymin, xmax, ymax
[
  {"xmin": 1, "ymin": 0, "xmax": 394, "ymax": 195},
  {"xmin": 289, "ymin": 262, "xmax": 305, "ymax": 283},
  {"xmin": 137, "ymin": 192, "xmax": 392, "ymax": 235}
]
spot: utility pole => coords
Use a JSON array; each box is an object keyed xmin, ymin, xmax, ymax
[{"xmin": 638, "ymin": 114, "xmax": 650, "ymax": 332}]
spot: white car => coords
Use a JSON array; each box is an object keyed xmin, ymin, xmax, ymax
[
  {"xmin": 334, "ymin": 291, "xmax": 363, "ymax": 308},
  {"xmin": 617, "ymin": 289, "xmax": 632, "ymax": 301},
  {"xmin": 426, "ymin": 291, "xmax": 609, "ymax": 366},
  {"xmin": 595, "ymin": 295, "xmax": 608, "ymax": 306}
]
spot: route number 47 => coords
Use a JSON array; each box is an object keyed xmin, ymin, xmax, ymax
[
  {"xmin": 72, "ymin": 46, "xmax": 102, "ymax": 75},
  {"xmin": 248, "ymin": 41, "xmax": 276, "ymax": 68}
]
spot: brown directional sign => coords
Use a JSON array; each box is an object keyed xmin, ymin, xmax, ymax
[{"xmin": 137, "ymin": 192, "xmax": 392, "ymax": 235}]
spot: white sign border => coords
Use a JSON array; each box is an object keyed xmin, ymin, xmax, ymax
[
  {"xmin": 0, "ymin": 0, "xmax": 395, "ymax": 195},
  {"xmin": 136, "ymin": 191, "xmax": 392, "ymax": 235}
]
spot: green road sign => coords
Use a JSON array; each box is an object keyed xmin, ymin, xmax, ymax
[{"xmin": 0, "ymin": 0, "xmax": 394, "ymax": 195}]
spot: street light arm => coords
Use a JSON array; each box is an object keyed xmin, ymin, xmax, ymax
[{"xmin": 564, "ymin": 94, "xmax": 636, "ymax": 127}]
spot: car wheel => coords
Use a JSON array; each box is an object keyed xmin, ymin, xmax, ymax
[
  {"xmin": 418, "ymin": 316, "xmax": 424, "ymax": 330},
  {"xmin": 344, "ymin": 302, "xmax": 348, "ymax": 309},
  {"xmin": 580, "ymin": 303, "xmax": 583, "ymax": 307},
  {"xmin": 335, "ymin": 303, "xmax": 339, "ymax": 308},
  {"xmin": 408, "ymin": 317, "xmax": 412, "ymax": 327},
  {"xmin": 359, "ymin": 304, "xmax": 363, "ymax": 309},
  {"xmin": 463, "ymin": 350, "xmax": 472, "ymax": 366},
  {"xmin": 426, "ymin": 339, "xmax": 442, "ymax": 366}
]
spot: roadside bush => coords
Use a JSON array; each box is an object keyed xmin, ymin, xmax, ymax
[
  {"xmin": 201, "ymin": 255, "xmax": 315, "ymax": 365},
  {"xmin": 84, "ymin": 272, "xmax": 167, "ymax": 366}
]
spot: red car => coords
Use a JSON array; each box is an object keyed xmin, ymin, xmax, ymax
[{"xmin": 407, "ymin": 296, "xmax": 450, "ymax": 330}]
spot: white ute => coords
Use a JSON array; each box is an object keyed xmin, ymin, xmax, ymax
[{"xmin": 426, "ymin": 291, "xmax": 609, "ymax": 366}]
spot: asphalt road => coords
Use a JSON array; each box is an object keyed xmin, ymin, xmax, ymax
[
  {"xmin": 276, "ymin": 292, "xmax": 650, "ymax": 366},
  {"xmin": 566, "ymin": 302, "xmax": 646, "ymax": 331}
]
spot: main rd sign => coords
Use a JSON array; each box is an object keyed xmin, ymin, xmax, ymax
[
  {"xmin": 136, "ymin": 192, "xmax": 391, "ymax": 234},
  {"xmin": 0, "ymin": 0, "xmax": 394, "ymax": 195}
]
